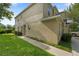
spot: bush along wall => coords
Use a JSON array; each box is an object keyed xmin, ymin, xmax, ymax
[{"xmin": 61, "ymin": 33, "xmax": 72, "ymax": 42}]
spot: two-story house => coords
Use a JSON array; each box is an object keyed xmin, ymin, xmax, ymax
[{"xmin": 15, "ymin": 3, "xmax": 64, "ymax": 45}]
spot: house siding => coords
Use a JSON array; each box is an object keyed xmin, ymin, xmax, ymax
[
  {"xmin": 22, "ymin": 3, "xmax": 43, "ymax": 23},
  {"xmin": 15, "ymin": 3, "xmax": 63, "ymax": 45},
  {"xmin": 15, "ymin": 3, "xmax": 44, "ymax": 35},
  {"xmin": 42, "ymin": 16, "xmax": 63, "ymax": 44}
]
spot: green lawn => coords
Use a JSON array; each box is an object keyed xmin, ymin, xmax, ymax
[{"xmin": 0, "ymin": 34, "xmax": 53, "ymax": 56}]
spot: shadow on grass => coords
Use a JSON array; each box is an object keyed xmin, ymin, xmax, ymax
[{"xmin": 58, "ymin": 40, "xmax": 72, "ymax": 52}]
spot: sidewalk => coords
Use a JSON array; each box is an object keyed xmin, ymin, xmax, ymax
[{"xmin": 19, "ymin": 36, "xmax": 72, "ymax": 56}]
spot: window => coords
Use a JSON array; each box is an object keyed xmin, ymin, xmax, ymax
[
  {"xmin": 64, "ymin": 19, "xmax": 67, "ymax": 24},
  {"xmin": 17, "ymin": 19, "xmax": 19, "ymax": 25},
  {"xmin": 48, "ymin": 7, "xmax": 51, "ymax": 16},
  {"xmin": 28, "ymin": 25, "xmax": 30, "ymax": 30},
  {"xmin": 18, "ymin": 26, "xmax": 19, "ymax": 32},
  {"xmin": 23, "ymin": 25, "xmax": 26, "ymax": 35},
  {"xmin": 21, "ymin": 26, "xmax": 22, "ymax": 33}
]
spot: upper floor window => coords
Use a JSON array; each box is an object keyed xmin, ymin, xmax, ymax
[{"xmin": 48, "ymin": 7, "xmax": 52, "ymax": 16}]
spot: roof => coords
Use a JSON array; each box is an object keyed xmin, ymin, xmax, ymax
[
  {"xmin": 15, "ymin": 3, "xmax": 54, "ymax": 19},
  {"xmin": 15, "ymin": 3, "xmax": 60, "ymax": 20},
  {"xmin": 15, "ymin": 3, "xmax": 36, "ymax": 19}
]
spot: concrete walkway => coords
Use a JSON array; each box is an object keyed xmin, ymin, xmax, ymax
[
  {"xmin": 72, "ymin": 37, "xmax": 79, "ymax": 56},
  {"xmin": 19, "ymin": 36, "xmax": 72, "ymax": 56}
]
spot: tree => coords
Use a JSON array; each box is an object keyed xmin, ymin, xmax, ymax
[
  {"xmin": 66, "ymin": 3, "xmax": 79, "ymax": 32},
  {"xmin": 0, "ymin": 23, "xmax": 6, "ymax": 31},
  {"xmin": 67, "ymin": 3, "xmax": 79, "ymax": 22},
  {"xmin": 6, "ymin": 24, "xmax": 14, "ymax": 30},
  {"xmin": 7, "ymin": 24, "xmax": 15, "ymax": 30},
  {"xmin": 0, "ymin": 3, "xmax": 13, "ymax": 21},
  {"xmin": 70, "ymin": 22, "xmax": 79, "ymax": 31}
]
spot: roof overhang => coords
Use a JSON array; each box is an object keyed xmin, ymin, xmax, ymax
[{"xmin": 42, "ymin": 15, "xmax": 62, "ymax": 21}]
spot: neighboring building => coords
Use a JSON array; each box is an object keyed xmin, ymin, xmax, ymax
[
  {"xmin": 15, "ymin": 3, "xmax": 64, "ymax": 45},
  {"xmin": 59, "ymin": 11, "xmax": 73, "ymax": 33}
]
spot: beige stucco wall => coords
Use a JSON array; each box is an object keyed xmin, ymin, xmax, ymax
[
  {"xmin": 43, "ymin": 4, "xmax": 53, "ymax": 18},
  {"xmin": 27, "ymin": 21, "xmax": 58, "ymax": 44},
  {"xmin": 15, "ymin": 3, "xmax": 63, "ymax": 45},
  {"xmin": 57, "ymin": 17, "xmax": 63, "ymax": 41},
  {"xmin": 26, "ymin": 22, "xmax": 46, "ymax": 41},
  {"xmin": 15, "ymin": 3, "xmax": 44, "ymax": 32},
  {"xmin": 42, "ymin": 19, "xmax": 59, "ymax": 37},
  {"xmin": 30, "ymin": 17, "xmax": 63, "ymax": 44},
  {"xmin": 15, "ymin": 3, "xmax": 54, "ymax": 32},
  {"xmin": 42, "ymin": 17, "xmax": 63, "ymax": 44},
  {"xmin": 22, "ymin": 3, "xmax": 43, "ymax": 23}
]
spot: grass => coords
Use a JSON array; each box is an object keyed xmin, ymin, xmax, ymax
[
  {"xmin": 56, "ymin": 33, "xmax": 72, "ymax": 52},
  {"xmin": 0, "ymin": 34, "xmax": 53, "ymax": 56},
  {"xmin": 53, "ymin": 40, "xmax": 72, "ymax": 52},
  {"xmin": 43, "ymin": 41, "xmax": 72, "ymax": 52}
]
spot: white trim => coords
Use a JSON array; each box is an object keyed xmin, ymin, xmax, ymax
[{"xmin": 42, "ymin": 15, "xmax": 61, "ymax": 21}]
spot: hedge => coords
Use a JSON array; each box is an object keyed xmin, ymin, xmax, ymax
[
  {"xmin": 61, "ymin": 33, "xmax": 72, "ymax": 42},
  {"xmin": 0, "ymin": 29, "xmax": 12, "ymax": 34}
]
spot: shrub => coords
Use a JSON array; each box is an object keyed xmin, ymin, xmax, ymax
[
  {"xmin": 0, "ymin": 29, "xmax": 13, "ymax": 34},
  {"xmin": 0, "ymin": 30, "xmax": 6, "ymax": 34},
  {"xmin": 61, "ymin": 33, "xmax": 72, "ymax": 42},
  {"xmin": 6, "ymin": 29, "xmax": 12, "ymax": 33}
]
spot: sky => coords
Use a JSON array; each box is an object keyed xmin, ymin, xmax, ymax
[{"xmin": 0, "ymin": 3, "xmax": 71, "ymax": 26}]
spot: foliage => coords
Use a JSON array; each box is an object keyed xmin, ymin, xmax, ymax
[
  {"xmin": 0, "ymin": 30, "xmax": 6, "ymax": 34},
  {"xmin": 0, "ymin": 23, "xmax": 15, "ymax": 34},
  {"xmin": 0, "ymin": 29, "xmax": 12, "ymax": 34},
  {"xmin": 0, "ymin": 3, "xmax": 13, "ymax": 20},
  {"xmin": 58, "ymin": 40, "xmax": 71, "ymax": 52},
  {"xmin": 67, "ymin": 3, "xmax": 79, "ymax": 22},
  {"xmin": 0, "ymin": 23, "xmax": 6, "ymax": 31},
  {"xmin": 70, "ymin": 22, "xmax": 79, "ymax": 31},
  {"xmin": 54, "ymin": 33, "xmax": 72, "ymax": 52},
  {"xmin": 61, "ymin": 33, "xmax": 72, "ymax": 42},
  {"xmin": 66, "ymin": 3, "xmax": 79, "ymax": 32},
  {"xmin": 6, "ymin": 24, "xmax": 15, "ymax": 30},
  {"xmin": 0, "ymin": 3, "xmax": 14, "ymax": 33}
]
